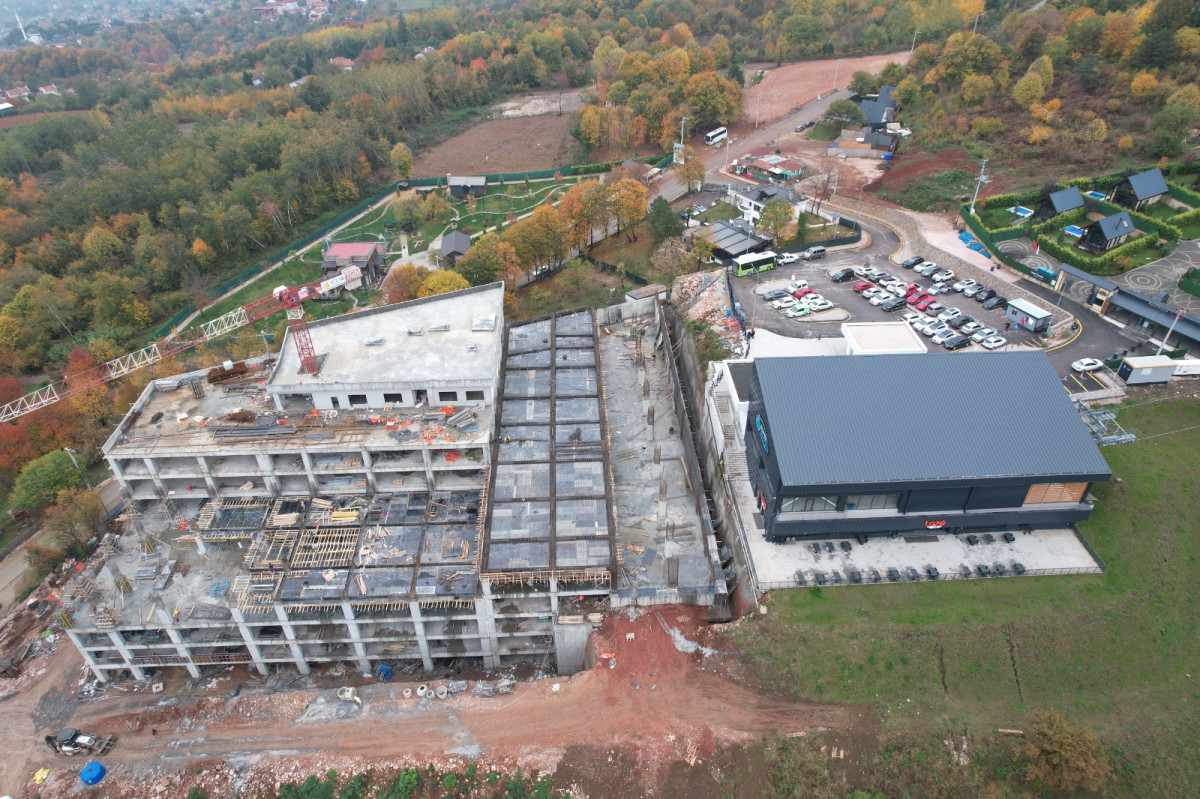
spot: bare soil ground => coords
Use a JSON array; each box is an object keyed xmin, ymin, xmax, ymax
[
  {"xmin": 494, "ymin": 89, "xmax": 583, "ymax": 119},
  {"xmin": 743, "ymin": 51, "xmax": 911, "ymax": 123},
  {"xmin": 2, "ymin": 604, "xmax": 865, "ymax": 798},
  {"xmin": 412, "ymin": 114, "xmax": 576, "ymax": 177}
]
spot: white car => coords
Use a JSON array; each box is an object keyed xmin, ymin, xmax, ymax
[
  {"xmin": 937, "ymin": 307, "xmax": 962, "ymax": 322},
  {"xmin": 798, "ymin": 293, "xmax": 826, "ymax": 306},
  {"xmin": 771, "ymin": 296, "xmax": 797, "ymax": 309},
  {"xmin": 886, "ymin": 282, "xmax": 910, "ymax": 296},
  {"xmin": 862, "ymin": 287, "xmax": 889, "ymax": 300},
  {"xmin": 980, "ymin": 335, "xmax": 1007, "ymax": 349},
  {"xmin": 785, "ymin": 305, "xmax": 811, "ymax": 318},
  {"xmin": 931, "ymin": 269, "xmax": 955, "ymax": 283},
  {"xmin": 970, "ymin": 327, "xmax": 996, "ymax": 343},
  {"xmin": 806, "ymin": 299, "xmax": 834, "ymax": 312},
  {"xmin": 787, "ymin": 279, "xmax": 809, "ymax": 292},
  {"xmin": 854, "ymin": 264, "xmax": 874, "ymax": 277},
  {"xmin": 926, "ymin": 282, "xmax": 950, "ymax": 295},
  {"xmin": 869, "ymin": 292, "xmax": 892, "ymax": 306},
  {"xmin": 931, "ymin": 328, "xmax": 958, "ymax": 346},
  {"xmin": 778, "ymin": 253, "xmax": 800, "ymax": 264},
  {"xmin": 952, "ymin": 279, "xmax": 978, "ymax": 292},
  {"xmin": 901, "ymin": 311, "xmax": 922, "ymax": 325},
  {"xmin": 960, "ymin": 321, "xmax": 984, "ymax": 336},
  {"xmin": 916, "ymin": 262, "xmax": 939, "ymax": 277},
  {"xmin": 963, "ymin": 283, "xmax": 986, "ymax": 298},
  {"xmin": 912, "ymin": 317, "xmax": 938, "ymax": 334},
  {"xmin": 923, "ymin": 322, "xmax": 950, "ymax": 338},
  {"xmin": 1072, "ymin": 358, "xmax": 1105, "ymax": 373}
]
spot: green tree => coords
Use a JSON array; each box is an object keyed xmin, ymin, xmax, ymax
[
  {"xmin": 1020, "ymin": 710, "xmax": 1113, "ymax": 793},
  {"xmin": 961, "ymin": 74, "xmax": 994, "ymax": 107},
  {"xmin": 9, "ymin": 450, "xmax": 85, "ymax": 513},
  {"xmin": 682, "ymin": 72, "xmax": 742, "ymax": 129},
  {"xmin": 610, "ymin": 178, "xmax": 649, "ymax": 242},
  {"xmin": 758, "ymin": 198, "xmax": 796, "ymax": 245},
  {"xmin": 676, "ymin": 145, "xmax": 707, "ymax": 193},
  {"xmin": 417, "ymin": 270, "xmax": 470, "ymax": 298},
  {"xmin": 726, "ymin": 62, "xmax": 745, "ymax": 87},
  {"xmin": 1012, "ymin": 73, "xmax": 1045, "ymax": 108},
  {"xmin": 823, "ymin": 98, "xmax": 866, "ymax": 126},
  {"xmin": 849, "ymin": 70, "xmax": 877, "ymax": 96},
  {"xmin": 1026, "ymin": 55, "xmax": 1054, "ymax": 91},
  {"xmin": 389, "ymin": 142, "xmax": 414, "ymax": 179},
  {"xmin": 1149, "ymin": 104, "xmax": 1200, "ymax": 157},
  {"xmin": 646, "ymin": 197, "xmax": 684, "ymax": 244}
]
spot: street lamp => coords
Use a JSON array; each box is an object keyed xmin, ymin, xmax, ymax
[
  {"xmin": 65, "ymin": 447, "xmax": 93, "ymax": 490},
  {"xmin": 911, "ymin": 30, "xmax": 920, "ymax": 53}
]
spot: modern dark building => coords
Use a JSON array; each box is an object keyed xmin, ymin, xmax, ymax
[
  {"xmin": 745, "ymin": 353, "xmax": 1110, "ymax": 541},
  {"xmin": 1035, "ymin": 186, "xmax": 1084, "ymax": 221},
  {"xmin": 1111, "ymin": 168, "xmax": 1168, "ymax": 211},
  {"xmin": 1081, "ymin": 210, "xmax": 1135, "ymax": 252}
]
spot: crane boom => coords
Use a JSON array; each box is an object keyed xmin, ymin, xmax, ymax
[{"xmin": 0, "ymin": 271, "xmax": 351, "ymax": 424}]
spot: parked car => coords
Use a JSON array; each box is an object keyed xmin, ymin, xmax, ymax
[
  {"xmin": 963, "ymin": 283, "xmax": 986, "ymax": 298},
  {"xmin": 779, "ymin": 253, "xmax": 800, "ymax": 264},
  {"xmin": 982, "ymin": 296, "xmax": 1007, "ymax": 310},
  {"xmin": 864, "ymin": 268, "xmax": 886, "ymax": 282},
  {"xmin": 1072, "ymin": 358, "xmax": 1105, "ymax": 373},
  {"xmin": 974, "ymin": 287, "xmax": 995, "ymax": 302},
  {"xmin": 785, "ymin": 305, "xmax": 811, "ymax": 318},
  {"xmin": 905, "ymin": 284, "xmax": 923, "ymax": 297},
  {"xmin": 801, "ymin": 246, "xmax": 827, "ymax": 260},
  {"xmin": 925, "ymin": 302, "xmax": 946, "ymax": 316},
  {"xmin": 915, "ymin": 297, "xmax": 936, "ymax": 312},
  {"xmin": 952, "ymin": 278, "xmax": 978, "ymax": 292},
  {"xmin": 960, "ymin": 321, "xmax": 984, "ymax": 336},
  {"xmin": 908, "ymin": 292, "xmax": 930, "ymax": 306},
  {"xmin": 882, "ymin": 297, "xmax": 907, "ymax": 312},
  {"xmin": 887, "ymin": 282, "xmax": 911, "ymax": 297},
  {"xmin": 853, "ymin": 280, "xmax": 874, "ymax": 292},
  {"xmin": 806, "ymin": 299, "xmax": 834, "ymax": 312},
  {"xmin": 787, "ymin": 279, "xmax": 809, "ymax": 292},
  {"xmin": 793, "ymin": 287, "xmax": 817, "ymax": 299},
  {"xmin": 971, "ymin": 327, "xmax": 996, "ymax": 343},
  {"xmin": 937, "ymin": 307, "xmax": 962, "ymax": 322},
  {"xmin": 931, "ymin": 269, "xmax": 955, "ymax": 283},
  {"xmin": 916, "ymin": 262, "xmax": 939, "ymax": 277},
  {"xmin": 762, "ymin": 289, "xmax": 788, "ymax": 301},
  {"xmin": 854, "ymin": 264, "xmax": 874, "ymax": 277},
  {"xmin": 943, "ymin": 334, "xmax": 971, "ymax": 350},
  {"xmin": 980, "ymin": 335, "xmax": 1007, "ymax": 349},
  {"xmin": 830, "ymin": 267, "xmax": 856, "ymax": 282},
  {"xmin": 863, "ymin": 287, "xmax": 889, "ymax": 300},
  {"xmin": 771, "ymin": 296, "xmax": 797, "ymax": 309},
  {"xmin": 947, "ymin": 315, "xmax": 973, "ymax": 330},
  {"xmin": 798, "ymin": 293, "xmax": 826, "ymax": 306},
  {"xmin": 926, "ymin": 282, "xmax": 950, "ymax": 295},
  {"xmin": 901, "ymin": 311, "xmax": 922, "ymax": 325},
  {"xmin": 869, "ymin": 292, "xmax": 892, "ymax": 306},
  {"xmin": 901, "ymin": 255, "xmax": 925, "ymax": 269},
  {"xmin": 911, "ymin": 317, "xmax": 935, "ymax": 334},
  {"xmin": 931, "ymin": 328, "xmax": 959, "ymax": 345},
  {"xmin": 924, "ymin": 322, "xmax": 951, "ymax": 339}
]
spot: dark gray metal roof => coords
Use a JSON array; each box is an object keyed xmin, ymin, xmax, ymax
[
  {"xmin": 877, "ymin": 85, "xmax": 896, "ymax": 108},
  {"xmin": 1056, "ymin": 262, "xmax": 1117, "ymax": 292},
  {"xmin": 1094, "ymin": 211, "xmax": 1135, "ymax": 242},
  {"xmin": 727, "ymin": 361, "xmax": 753, "ymax": 402},
  {"xmin": 707, "ymin": 220, "xmax": 767, "ymax": 257},
  {"xmin": 753, "ymin": 352, "xmax": 1111, "ymax": 488},
  {"xmin": 1126, "ymin": 168, "xmax": 1168, "ymax": 201},
  {"xmin": 859, "ymin": 99, "xmax": 892, "ymax": 126},
  {"xmin": 441, "ymin": 230, "xmax": 472, "ymax": 256},
  {"xmin": 1109, "ymin": 290, "xmax": 1200, "ymax": 343},
  {"xmin": 1048, "ymin": 186, "xmax": 1084, "ymax": 214}
]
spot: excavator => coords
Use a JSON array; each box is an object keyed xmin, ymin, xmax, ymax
[{"xmin": 43, "ymin": 728, "xmax": 116, "ymax": 756}]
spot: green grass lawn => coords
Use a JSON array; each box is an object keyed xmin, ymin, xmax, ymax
[
  {"xmin": 695, "ymin": 202, "xmax": 741, "ymax": 223},
  {"xmin": 725, "ymin": 398, "xmax": 1200, "ymax": 796},
  {"xmin": 806, "ymin": 121, "xmax": 840, "ymax": 142}
]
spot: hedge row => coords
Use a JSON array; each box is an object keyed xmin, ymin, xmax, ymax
[
  {"xmin": 1181, "ymin": 269, "xmax": 1200, "ymax": 299},
  {"xmin": 1036, "ymin": 231, "xmax": 1159, "ymax": 276},
  {"xmin": 1167, "ymin": 180, "xmax": 1200, "ymax": 208}
]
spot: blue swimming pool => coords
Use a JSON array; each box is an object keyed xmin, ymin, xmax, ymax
[
  {"xmin": 1064, "ymin": 225, "xmax": 1085, "ymax": 238},
  {"xmin": 1086, "ymin": 190, "xmax": 1106, "ymax": 200},
  {"xmin": 1006, "ymin": 205, "xmax": 1034, "ymax": 218}
]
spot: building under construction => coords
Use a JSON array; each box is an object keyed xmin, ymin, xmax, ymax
[{"xmin": 60, "ymin": 284, "xmax": 724, "ymax": 682}]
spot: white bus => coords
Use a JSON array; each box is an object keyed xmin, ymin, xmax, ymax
[
  {"xmin": 704, "ymin": 126, "xmax": 728, "ymax": 146},
  {"xmin": 732, "ymin": 250, "xmax": 777, "ymax": 277}
]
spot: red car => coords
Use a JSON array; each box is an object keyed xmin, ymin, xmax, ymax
[
  {"xmin": 907, "ymin": 292, "xmax": 930, "ymax": 305},
  {"xmin": 915, "ymin": 297, "xmax": 936, "ymax": 311},
  {"xmin": 793, "ymin": 287, "xmax": 817, "ymax": 299},
  {"xmin": 904, "ymin": 284, "xmax": 922, "ymax": 297},
  {"xmin": 853, "ymin": 281, "xmax": 873, "ymax": 292}
]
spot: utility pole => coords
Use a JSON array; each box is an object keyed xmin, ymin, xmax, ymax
[
  {"xmin": 679, "ymin": 116, "xmax": 687, "ymax": 146},
  {"xmin": 65, "ymin": 447, "xmax": 93, "ymax": 490},
  {"xmin": 1157, "ymin": 309, "xmax": 1186, "ymax": 355},
  {"xmin": 755, "ymin": 94, "xmax": 761, "ymax": 128},
  {"xmin": 969, "ymin": 158, "xmax": 989, "ymax": 216},
  {"xmin": 911, "ymin": 30, "xmax": 920, "ymax": 53},
  {"xmin": 725, "ymin": 137, "xmax": 731, "ymax": 169},
  {"xmin": 973, "ymin": 14, "xmax": 981, "ymax": 34},
  {"xmin": 832, "ymin": 59, "xmax": 840, "ymax": 93}
]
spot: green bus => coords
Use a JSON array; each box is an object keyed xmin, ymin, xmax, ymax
[{"xmin": 732, "ymin": 250, "xmax": 777, "ymax": 277}]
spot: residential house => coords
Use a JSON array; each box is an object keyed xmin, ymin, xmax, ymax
[
  {"xmin": 731, "ymin": 153, "xmax": 805, "ymax": 183},
  {"xmin": 448, "ymin": 176, "xmax": 487, "ymax": 199},
  {"xmin": 440, "ymin": 231, "xmax": 472, "ymax": 266},
  {"xmin": 1081, "ymin": 211, "xmax": 1135, "ymax": 252},
  {"xmin": 329, "ymin": 57, "xmax": 354, "ymax": 71},
  {"xmin": 858, "ymin": 86, "xmax": 897, "ymax": 132},
  {"xmin": 1035, "ymin": 186, "xmax": 1085, "ymax": 221},
  {"xmin": 3, "ymin": 86, "xmax": 30, "ymax": 101},
  {"xmin": 1111, "ymin": 168, "xmax": 1168, "ymax": 211},
  {"xmin": 415, "ymin": 46, "xmax": 438, "ymax": 59},
  {"xmin": 827, "ymin": 127, "xmax": 898, "ymax": 159},
  {"xmin": 731, "ymin": 184, "xmax": 795, "ymax": 224},
  {"xmin": 308, "ymin": 3, "xmax": 330, "ymax": 19},
  {"xmin": 38, "ymin": 84, "xmax": 60, "ymax": 96},
  {"xmin": 610, "ymin": 158, "xmax": 651, "ymax": 184},
  {"xmin": 322, "ymin": 242, "xmax": 386, "ymax": 284}
]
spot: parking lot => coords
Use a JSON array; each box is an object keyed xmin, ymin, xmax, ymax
[
  {"xmin": 1061, "ymin": 368, "xmax": 1110, "ymax": 393},
  {"xmin": 738, "ymin": 255, "xmax": 1039, "ymax": 352}
]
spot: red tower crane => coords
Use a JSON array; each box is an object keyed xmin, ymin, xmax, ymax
[{"xmin": 0, "ymin": 271, "xmax": 351, "ymax": 424}]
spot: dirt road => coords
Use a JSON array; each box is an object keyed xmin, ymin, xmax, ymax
[
  {"xmin": 744, "ymin": 51, "xmax": 911, "ymax": 122},
  {"xmin": 8, "ymin": 607, "xmax": 857, "ymax": 797}
]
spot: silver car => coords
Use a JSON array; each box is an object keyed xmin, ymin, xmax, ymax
[{"xmin": 971, "ymin": 327, "xmax": 997, "ymax": 343}]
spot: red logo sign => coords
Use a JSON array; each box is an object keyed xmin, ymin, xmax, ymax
[{"xmin": 924, "ymin": 520, "xmax": 946, "ymax": 529}]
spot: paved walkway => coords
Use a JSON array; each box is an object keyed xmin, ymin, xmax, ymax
[{"xmin": 1111, "ymin": 240, "xmax": 1200, "ymax": 314}]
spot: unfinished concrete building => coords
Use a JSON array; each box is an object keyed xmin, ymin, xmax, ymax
[{"xmin": 60, "ymin": 286, "xmax": 725, "ymax": 683}]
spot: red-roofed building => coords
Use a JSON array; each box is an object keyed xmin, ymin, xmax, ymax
[
  {"xmin": 329, "ymin": 57, "xmax": 354, "ymax": 71},
  {"xmin": 322, "ymin": 241, "xmax": 385, "ymax": 284}
]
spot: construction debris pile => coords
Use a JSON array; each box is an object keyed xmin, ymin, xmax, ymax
[{"xmin": 670, "ymin": 271, "xmax": 742, "ymax": 353}]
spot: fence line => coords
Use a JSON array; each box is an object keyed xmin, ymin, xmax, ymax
[{"xmin": 757, "ymin": 564, "xmax": 1105, "ymax": 591}]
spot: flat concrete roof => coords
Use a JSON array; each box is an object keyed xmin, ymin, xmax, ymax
[
  {"xmin": 270, "ymin": 283, "xmax": 504, "ymax": 391},
  {"xmin": 841, "ymin": 322, "xmax": 927, "ymax": 354}
]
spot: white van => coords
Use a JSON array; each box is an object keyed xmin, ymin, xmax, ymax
[{"xmin": 801, "ymin": 246, "xmax": 827, "ymax": 260}]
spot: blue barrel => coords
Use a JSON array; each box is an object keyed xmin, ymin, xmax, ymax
[{"xmin": 80, "ymin": 761, "xmax": 106, "ymax": 785}]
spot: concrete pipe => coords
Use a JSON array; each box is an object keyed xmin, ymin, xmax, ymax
[
  {"xmin": 416, "ymin": 684, "xmax": 428, "ymax": 697},
  {"xmin": 402, "ymin": 687, "xmax": 412, "ymax": 699},
  {"xmin": 435, "ymin": 685, "xmax": 449, "ymax": 699}
]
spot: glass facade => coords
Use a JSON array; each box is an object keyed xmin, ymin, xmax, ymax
[
  {"xmin": 781, "ymin": 495, "xmax": 839, "ymax": 513},
  {"xmin": 843, "ymin": 493, "xmax": 901, "ymax": 511}
]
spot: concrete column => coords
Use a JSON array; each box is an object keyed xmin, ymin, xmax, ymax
[
  {"xmin": 339, "ymin": 601, "xmax": 371, "ymax": 675},
  {"xmin": 229, "ymin": 607, "xmax": 270, "ymax": 676},
  {"xmin": 196, "ymin": 456, "xmax": 218, "ymax": 495},
  {"xmin": 67, "ymin": 630, "xmax": 107, "ymax": 682},
  {"xmin": 267, "ymin": 605, "xmax": 307, "ymax": 675},
  {"xmin": 361, "ymin": 449, "xmax": 376, "ymax": 492},
  {"xmin": 256, "ymin": 452, "xmax": 280, "ymax": 495},
  {"xmin": 106, "ymin": 630, "xmax": 147, "ymax": 681},
  {"xmin": 143, "ymin": 457, "xmax": 166, "ymax": 496},
  {"xmin": 475, "ymin": 585, "xmax": 500, "ymax": 669},
  {"xmin": 421, "ymin": 448, "xmax": 434, "ymax": 487},
  {"xmin": 408, "ymin": 601, "xmax": 436, "ymax": 672},
  {"xmin": 548, "ymin": 575, "xmax": 560, "ymax": 617},
  {"xmin": 300, "ymin": 452, "xmax": 318, "ymax": 493},
  {"xmin": 155, "ymin": 608, "xmax": 200, "ymax": 679},
  {"xmin": 108, "ymin": 459, "xmax": 134, "ymax": 499}
]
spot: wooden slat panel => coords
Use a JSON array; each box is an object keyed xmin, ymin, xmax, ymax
[{"xmin": 1025, "ymin": 482, "xmax": 1087, "ymax": 504}]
